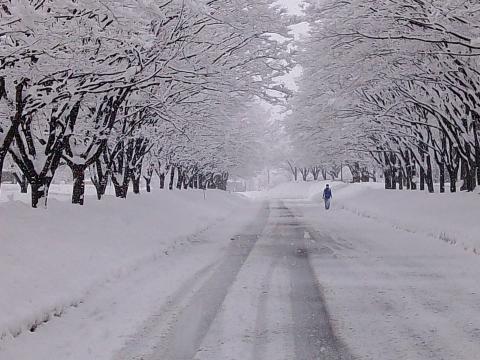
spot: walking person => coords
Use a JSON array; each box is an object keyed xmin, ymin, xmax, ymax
[{"xmin": 323, "ymin": 184, "xmax": 332, "ymax": 210}]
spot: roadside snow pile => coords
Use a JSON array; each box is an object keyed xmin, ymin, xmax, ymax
[
  {"xmin": 333, "ymin": 183, "xmax": 480, "ymax": 253},
  {"xmin": 269, "ymin": 181, "xmax": 480, "ymax": 254},
  {"xmin": 0, "ymin": 187, "xmax": 248, "ymax": 345}
]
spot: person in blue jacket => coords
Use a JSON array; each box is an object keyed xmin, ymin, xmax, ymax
[{"xmin": 323, "ymin": 184, "xmax": 332, "ymax": 210}]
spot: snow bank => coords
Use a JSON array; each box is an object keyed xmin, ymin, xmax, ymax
[
  {"xmin": 0, "ymin": 186, "xmax": 248, "ymax": 345},
  {"xmin": 269, "ymin": 181, "xmax": 480, "ymax": 254},
  {"xmin": 334, "ymin": 183, "xmax": 480, "ymax": 254}
]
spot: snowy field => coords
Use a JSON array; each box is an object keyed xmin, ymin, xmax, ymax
[{"xmin": 0, "ymin": 184, "xmax": 257, "ymax": 358}]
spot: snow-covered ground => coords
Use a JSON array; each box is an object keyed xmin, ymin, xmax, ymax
[
  {"xmin": 2, "ymin": 181, "xmax": 480, "ymax": 360},
  {"xmin": 0, "ymin": 184, "xmax": 258, "ymax": 358},
  {"xmin": 262, "ymin": 181, "xmax": 480, "ymax": 254},
  {"xmin": 284, "ymin": 186, "xmax": 480, "ymax": 359}
]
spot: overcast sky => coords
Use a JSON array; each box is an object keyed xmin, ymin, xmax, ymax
[{"xmin": 277, "ymin": 0, "xmax": 304, "ymax": 15}]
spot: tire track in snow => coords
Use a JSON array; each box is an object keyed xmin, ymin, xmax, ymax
[
  {"xmin": 251, "ymin": 255, "xmax": 282, "ymax": 360},
  {"xmin": 145, "ymin": 203, "xmax": 270, "ymax": 360},
  {"xmin": 277, "ymin": 202, "xmax": 354, "ymax": 360},
  {"xmin": 113, "ymin": 261, "xmax": 217, "ymax": 360},
  {"xmin": 120, "ymin": 200, "xmax": 355, "ymax": 360}
]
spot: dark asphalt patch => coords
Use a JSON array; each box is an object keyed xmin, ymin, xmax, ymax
[
  {"xmin": 275, "ymin": 201, "xmax": 355, "ymax": 360},
  {"xmin": 150, "ymin": 203, "xmax": 270, "ymax": 360}
]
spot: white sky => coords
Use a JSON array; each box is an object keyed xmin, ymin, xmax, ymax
[{"xmin": 276, "ymin": 0, "xmax": 304, "ymax": 16}]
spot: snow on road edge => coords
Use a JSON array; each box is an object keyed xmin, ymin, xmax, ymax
[
  {"xmin": 0, "ymin": 188, "xmax": 249, "ymax": 347},
  {"xmin": 266, "ymin": 181, "xmax": 480, "ymax": 257}
]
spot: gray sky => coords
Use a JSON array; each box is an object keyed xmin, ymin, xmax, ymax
[{"xmin": 276, "ymin": 0, "xmax": 304, "ymax": 15}]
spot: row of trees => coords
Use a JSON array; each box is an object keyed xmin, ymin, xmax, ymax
[
  {"xmin": 287, "ymin": 0, "xmax": 480, "ymax": 193},
  {"xmin": 284, "ymin": 160, "xmax": 372, "ymax": 184},
  {"xmin": 0, "ymin": 0, "xmax": 293, "ymax": 207}
]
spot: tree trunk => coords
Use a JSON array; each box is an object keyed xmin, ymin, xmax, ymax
[
  {"xmin": 221, "ymin": 172, "xmax": 229, "ymax": 190},
  {"xmin": 411, "ymin": 167, "xmax": 417, "ymax": 190},
  {"xmin": 0, "ymin": 155, "xmax": 4, "ymax": 192},
  {"xmin": 383, "ymin": 153, "xmax": 392, "ymax": 189},
  {"xmin": 176, "ymin": 168, "xmax": 183, "ymax": 190},
  {"xmin": 130, "ymin": 161, "xmax": 142, "ymax": 194},
  {"xmin": 90, "ymin": 159, "xmax": 109, "ymax": 200},
  {"xmin": 132, "ymin": 177, "xmax": 140, "ymax": 194},
  {"xmin": 31, "ymin": 179, "xmax": 51, "ymax": 208},
  {"xmin": 19, "ymin": 179, "xmax": 28, "ymax": 193},
  {"xmin": 20, "ymin": 177, "xmax": 28, "ymax": 193},
  {"xmin": 420, "ymin": 166, "xmax": 425, "ymax": 191},
  {"xmin": 460, "ymin": 143, "xmax": 476, "ymax": 191},
  {"xmin": 449, "ymin": 170, "xmax": 457, "ymax": 193},
  {"xmin": 446, "ymin": 159, "xmax": 458, "ymax": 193},
  {"xmin": 360, "ymin": 168, "xmax": 369, "ymax": 182},
  {"xmin": 384, "ymin": 168, "xmax": 392, "ymax": 190},
  {"xmin": 391, "ymin": 167, "xmax": 397, "ymax": 189},
  {"xmin": 405, "ymin": 166, "xmax": 411, "ymax": 190},
  {"xmin": 159, "ymin": 173, "xmax": 166, "ymax": 189},
  {"xmin": 113, "ymin": 183, "xmax": 128, "ymax": 198},
  {"xmin": 426, "ymin": 155, "xmax": 434, "ymax": 193},
  {"xmin": 13, "ymin": 172, "xmax": 28, "ymax": 193},
  {"xmin": 439, "ymin": 161, "xmax": 445, "ymax": 193},
  {"xmin": 96, "ymin": 176, "xmax": 108, "ymax": 200},
  {"xmin": 145, "ymin": 177, "xmax": 151, "ymax": 192},
  {"xmin": 401, "ymin": 150, "xmax": 411, "ymax": 190},
  {"xmin": 112, "ymin": 174, "xmax": 129, "ymax": 199},
  {"xmin": 473, "ymin": 121, "xmax": 480, "ymax": 186},
  {"xmin": 72, "ymin": 165, "xmax": 86, "ymax": 205},
  {"xmin": 199, "ymin": 174, "xmax": 206, "ymax": 190},
  {"xmin": 31, "ymin": 182, "xmax": 43, "ymax": 209},
  {"xmin": 350, "ymin": 163, "xmax": 361, "ymax": 183},
  {"xmin": 468, "ymin": 159, "xmax": 477, "ymax": 192},
  {"xmin": 0, "ymin": 81, "xmax": 24, "ymax": 193},
  {"xmin": 460, "ymin": 157, "xmax": 468, "ymax": 191},
  {"xmin": 398, "ymin": 169, "xmax": 403, "ymax": 190},
  {"xmin": 300, "ymin": 168, "xmax": 309, "ymax": 181},
  {"xmin": 169, "ymin": 166, "xmax": 175, "ymax": 190}
]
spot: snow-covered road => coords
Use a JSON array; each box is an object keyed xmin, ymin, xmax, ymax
[
  {"xmin": 113, "ymin": 200, "xmax": 352, "ymax": 360},
  {"xmin": 4, "ymin": 193, "xmax": 480, "ymax": 360},
  {"xmin": 291, "ymin": 198, "xmax": 480, "ymax": 360},
  {"xmin": 134, "ymin": 198, "xmax": 480, "ymax": 360}
]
